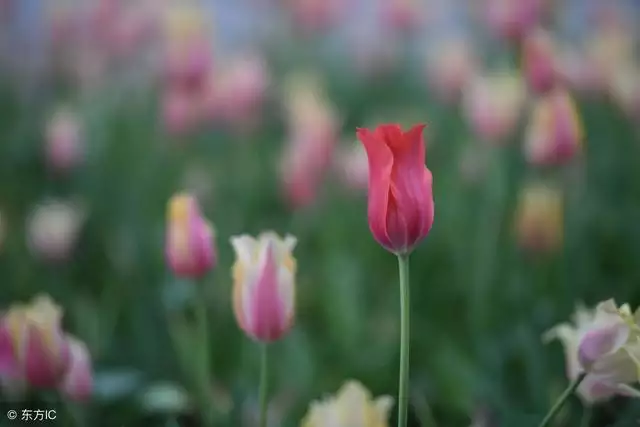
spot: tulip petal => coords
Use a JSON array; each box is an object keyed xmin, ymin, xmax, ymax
[
  {"xmin": 250, "ymin": 241, "xmax": 285, "ymax": 341},
  {"xmin": 578, "ymin": 323, "xmax": 629, "ymax": 369},
  {"xmin": 59, "ymin": 336, "xmax": 92, "ymax": 401},
  {"xmin": 356, "ymin": 127, "xmax": 394, "ymax": 249}
]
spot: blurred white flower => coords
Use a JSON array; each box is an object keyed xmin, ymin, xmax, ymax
[
  {"xmin": 45, "ymin": 106, "xmax": 84, "ymax": 173},
  {"xmin": 27, "ymin": 200, "xmax": 87, "ymax": 262}
]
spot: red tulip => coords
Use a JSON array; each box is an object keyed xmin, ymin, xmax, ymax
[{"xmin": 356, "ymin": 124, "xmax": 434, "ymax": 254}]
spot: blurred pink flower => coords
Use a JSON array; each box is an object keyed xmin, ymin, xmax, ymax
[
  {"xmin": 0, "ymin": 295, "xmax": 71, "ymax": 388},
  {"xmin": 287, "ymin": 0, "xmax": 344, "ymax": 34},
  {"xmin": 485, "ymin": 0, "xmax": 543, "ymax": 40},
  {"xmin": 0, "ymin": 296, "xmax": 93, "ymax": 400},
  {"xmin": 556, "ymin": 48, "xmax": 607, "ymax": 95},
  {"xmin": 165, "ymin": 193, "xmax": 216, "ymax": 279},
  {"xmin": 334, "ymin": 140, "xmax": 369, "ymax": 191},
  {"xmin": 106, "ymin": 5, "xmax": 158, "ymax": 59},
  {"xmin": 425, "ymin": 38, "xmax": 476, "ymax": 104},
  {"xmin": 524, "ymin": 87, "xmax": 583, "ymax": 166},
  {"xmin": 544, "ymin": 299, "xmax": 640, "ymax": 404},
  {"xmin": 280, "ymin": 72, "xmax": 340, "ymax": 208},
  {"xmin": 165, "ymin": 38, "xmax": 213, "ymax": 91},
  {"xmin": 522, "ymin": 28, "xmax": 557, "ymax": 94},
  {"xmin": 162, "ymin": 89, "xmax": 200, "ymax": 136},
  {"xmin": 26, "ymin": 200, "xmax": 86, "ymax": 263},
  {"xmin": 231, "ymin": 232, "xmax": 297, "ymax": 343},
  {"xmin": 462, "ymin": 71, "xmax": 526, "ymax": 143},
  {"xmin": 59, "ymin": 337, "xmax": 93, "ymax": 401},
  {"xmin": 200, "ymin": 54, "xmax": 269, "ymax": 126},
  {"xmin": 44, "ymin": 106, "xmax": 84, "ymax": 173},
  {"xmin": 162, "ymin": 3, "xmax": 213, "ymax": 91},
  {"xmin": 382, "ymin": 0, "xmax": 425, "ymax": 33},
  {"xmin": 281, "ymin": 126, "xmax": 337, "ymax": 208},
  {"xmin": 47, "ymin": 3, "xmax": 80, "ymax": 48}
]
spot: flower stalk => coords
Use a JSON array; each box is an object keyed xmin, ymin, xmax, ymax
[
  {"xmin": 537, "ymin": 372, "xmax": 586, "ymax": 427},
  {"xmin": 397, "ymin": 253, "xmax": 411, "ymax": 427},
  {"xmin": 259, "ymin": 343, "xmax": 270, "ymax": 427}
]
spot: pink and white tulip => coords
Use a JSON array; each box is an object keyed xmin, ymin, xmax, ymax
[
  {"xmin": 165, "ymin": 193, "xmax": 216, "ymax": 279},
  {"xmin": 0, "ymin": 295, "xmax": 70, "ymax": 388},
  {"xmin": 231, "ymin": 232, "xmax": 297, "ymax": 342},
  {"xmin": 524, "ymin": 87, "xmax": 583, "ymax": 166}
]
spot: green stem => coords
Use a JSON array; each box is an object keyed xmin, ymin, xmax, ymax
[
  {"xmin": 195, "ymin": 293, "xmax": 215, "ymax": 427},
  {"xmin": 259, "ymin": 343, "xmax": 270, "ymax": 427},
  {"xmin": 397, "ymin": 254, "xmax": 411, "ymax": 427},
  {"xmin": 537, "ymin": 372, "xmax": 586, "ymax": 427}
]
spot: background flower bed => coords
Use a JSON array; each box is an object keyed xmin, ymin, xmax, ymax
[{"xmin": 1, "ymin": 0, "xmax": 640, "ymax": 426}]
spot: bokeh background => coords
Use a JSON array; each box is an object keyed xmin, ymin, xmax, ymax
[{"xmin": 1, "ymin": 0, "xmax": 640, "ymax": 426}]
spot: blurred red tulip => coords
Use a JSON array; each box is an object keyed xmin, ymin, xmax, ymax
[
  {"xmin": 356, "ymin": 124, "xmax": 434, "ymax": 255},
  {"xmin": 522, "ymin": 28, "xmax": 557, "ymax": 94},
  {"xmin": 524, "ymin": 88, "xmax": 583, "ymax": 166},
  {"xmin": 165, "ymin": 193, "xmax": 216, "ymax": 279}
]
